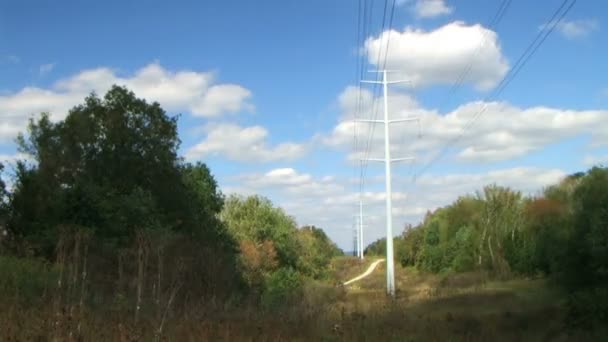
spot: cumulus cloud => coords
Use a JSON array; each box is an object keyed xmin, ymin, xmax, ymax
[
  {"xmin": 0, "ymin": 62, "xmax": 253, "ymax": 141},
  {"xmin": 325, "ymin": 87, "xmax": 608, "ymax": 164},
  {"xmin": 364, "ymin": 22, "xmax": 509, "ymax": 90},
  {"xmin": 192, "ymin": 84, "xmax": 253, "ymax": 117},
  {"xmin": 408, "ymin": 0, "xmax": 453, "ymax": 18},
  {"xmin": 583, "ymin": 154, "xmax": 608, "ymax": 167},
  {"xmin": 225, "ymin": 166, "xmax": 566, "ymax": 250},
  {"xmin": 239, "ymin": 168, "xmax": 343, "ymax": 197},
  {"xmin": 544, "ymin": 19, "xmax": 599, "ymax": 40},
  {"xmin": 185, "ymin": 123, "xmax": 306, "ymax": 163}
]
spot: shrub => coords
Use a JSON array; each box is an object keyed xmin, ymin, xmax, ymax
[
  {"xmin": 0, "ymin": 255, "xmax": 57, "ymax": 305},
  {"xmin": 567, "ymin": 287, "xmax": 608, "ymax": 329},
  {"xmin": 262, "ymin": 268, "xmax": 302, "ymax": 310}
]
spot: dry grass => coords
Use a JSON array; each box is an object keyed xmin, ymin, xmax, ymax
[
  {"xmin": 329, "ymin": 256, "xmax": 379, "ymax": 283},
  {"xmin": 1, "ymin": 257, "xmax": 604, "ymax": 341}
]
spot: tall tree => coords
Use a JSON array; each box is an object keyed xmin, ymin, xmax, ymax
[{"xmin": 7, "ymin": 85, "xmax": 242, "ymax": 304}]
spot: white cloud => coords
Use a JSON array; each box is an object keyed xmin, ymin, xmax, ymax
[
  {"xmin": 39, "ymin": 63, "xmax": 55, "ymax": 76},
  {"xmin": 185, "ymin": 123, "xmax": 306, "ymax": 163},
  {"xmin": 239, "ymin": 168, "xmax": 342, "ymax": 197},
  {"xmin": 412, "ymin": 0, "xmax": 453, "ymax": 18},
  {"xmin": 0, "ymin": 152, "xmax": 33, "ymax": 166},
  {"xmin": 413, "ymin": 167, "xmax": 565, "ymax": 195},
  {"xmin": 225, "ymin": 166, "xmax": 566, "ymax": 250},
  {"xmin": 192, "ymin": 84, "xmax": 253, "ymax": 117},
  {"xmin": 583, "ymin": 154, "xmax": 608, "ymax": 166},
  {"xmin": 547, "ymin": 19, "xmax": 599, "ymax": 40},
  {"xmin": 0, "ymin": 62, "xmax": 254, "ymax": 141},
  {"xmin": 325, "ymin": 87, "xmax": 608, "ymax": 164},
  {"xmin": 364, "ymin": 22, "xmax": 509, "ymax": 90}
]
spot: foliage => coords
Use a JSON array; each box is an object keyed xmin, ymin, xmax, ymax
[
  {"xmin": 382, "ymin": 167, "xmax": 607, "ymax": 281},
  {"xmin": 4, "ymin": 86, "xmax": 243, "ymax": 315},
  {"xmin": 567, "ymin": 287, "xmax": 608, "ymax": 329},
  {"xmin": 0, "ymin": 255, "xmax": 57, "ymax": 305},
  {"xmin": 364, "ymin": 236, "xmax": 387, "ymax": 256},
  {"xmin": 221, "ymin": 195, "xmax": 301, "ymax": 270},
  {"xmin": 563, "ymin": 167, "xmax": 608, "ymax": 289},
  {"xmin": 297, "ymin": 225, "xmax": 343, "ymax": 279},
  {"xmin": 386, "ymin": 166, "xmax": 608, "ymax": 327},
  {"xmin": 261, "ymin": 267, "xmax": 303, "ymax": 310},
  {"xmin": 220, "ymin": 195, "xmax": 340, "ymax": 297}
]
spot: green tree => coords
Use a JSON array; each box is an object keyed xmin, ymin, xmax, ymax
[
  {"xmin": 297, "ymin": 225, "xmax": 342, "ymax": 279},
  {"xmin": 10, "ymin": 86, "xmax": 188, "ymax": 249},
  {"xmin": 399, "ymin": 225, "xmax": 424, "ymax": 267},
  {"xmin": 7, "ymin": 86, "xmax": 242, "ymax": 307},
  {"xmin": 476, "ymin": 185, "xmax": 523, "ymax": 273},
  {"xmin": 220, "ymin": 195, "xmax": 302, "ymax": 270},
  {"xmin": 563, "ymin": 167, "xmax": 608, "ymax": 289}
]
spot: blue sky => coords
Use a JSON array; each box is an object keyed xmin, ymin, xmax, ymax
[{"xmin": 1, "ymin": 0, "xmax": 607, "ymax": 249}]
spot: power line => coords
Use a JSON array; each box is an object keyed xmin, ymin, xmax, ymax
[
  {"xmin": 414, "ymin": 0, "xmax": 577, "ymax": 179},
  {"xmin": 353, "ymin": 0, "xmax": 395, "ymax": 260},
  {"xmin": 434, "ymin": 0, "xmax": 513, "ymax": 113},
  {"xmin": 353, "ymin": 0, "xmax": 374, "ymax": 256},
  {"xmin": 359, "ymin": 0, "xmax": 392, "ymax": 195},
  {"xmin": 355, "ymin": 0, "xmax": 374, "ymax": 195},
  {"xmin": 352, "ymin": 0, "xmax": 364, "ymax": 255}
]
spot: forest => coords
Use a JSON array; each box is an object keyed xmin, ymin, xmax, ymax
[
  {"xmin": 365, "ymin": 167, "xmax": 608, "ymax": 330},
  {"xmin": 1, "ymin": 86, "xmax": 606, "ymax": 340},
  {"xmin": 0, "ymin": 87, "xmax": 343, "ymax": 340}
]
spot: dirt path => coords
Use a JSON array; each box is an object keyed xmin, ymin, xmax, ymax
[{"xmin": 343, "ymin": 259, "xmax": 385, "ymax": 286}]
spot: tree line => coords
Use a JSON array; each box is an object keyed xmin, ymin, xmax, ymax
[
  {"xmin": 366, "ymin": 167, "xmax": 608, "ymax": 327},
  {"xmin": 0, "ymin": 86, "xmax": 341, "ymax": 339}
]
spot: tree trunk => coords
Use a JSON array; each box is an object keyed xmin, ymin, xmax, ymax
[
  {"xmin": 478, "ymin": 226, "xmax": 487, "ymax": 266},
  {"xmin": 488, "ymin": 235, "xmax": 495, "ymax": 268},
  {"xmin": 156, "ymin": 246, "xmax": 163, "ymax": 322},
  {"xmin": 77, "ymin": 240, "xmax": 89, "ymax": 335},
  {"xmin": 135, "ymin": 238, "xmax": 144, "ymax": 324}
]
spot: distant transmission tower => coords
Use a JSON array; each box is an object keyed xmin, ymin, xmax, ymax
[
  {"xmin": 359, "ymin": 70, "xmax": 418, "ymax": 297},
  {"xmin": 354, "ymin": 199, "xmax": 367, "ymax": 260},
  {"xmin": 358, "ymin": 198, "xmax": 364, "ymax": 259},
  {"xmin": 353, "ymin": 225, "xmax": 359, "ymax": 257}
]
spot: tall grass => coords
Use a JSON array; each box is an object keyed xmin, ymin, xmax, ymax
[{"xmin": 0, "ymin": 255, "xmax": 604, "ymax": 341}]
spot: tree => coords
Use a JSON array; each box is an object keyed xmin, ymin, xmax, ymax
[
  {"xmin": 476, "ymin": 185, "xmax": 523, "ymax": 273},
  {"xmin": 563, "ymin": 167, "xmax": 608, "ymax": 289},
  {"xmin": 399, "ymin": 225, "xmax": 424, "ymax": 267},
  {"xmin": 220, "ymin": 194, "xmax": 312, "ymax": 295},
  {"xmin": 297, "ymin": 225, "xmax": 342, "ymax": 279},
  {"xmin": 11, "ymin": 86, "xmax": 185, "ymax": 249},
  {"xmin": 220, "ymin": 195, "xmax": 302, "ymax": 270},
  {"xmin": 7, "ymin": 85, "xmax": 242, "ymax": 308}
]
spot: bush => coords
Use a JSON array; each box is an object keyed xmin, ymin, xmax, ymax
[
  {"xmin": 567, "ymin": 287, "xmax": 608, "ymax": 329},
  {"xmin": 449, "ymin": 226, "xmax": 476, "ymax": 272},
  {"xmin": 301, "ymin": 280, "xmax": 345, "ymax": 310},
  {"xmin": 0, "ymin": 255, "xmax": 57, "ymax": 305},
  {"xmin": 262, "ymin": 268, "xmax": 303, "ymax": 310},
  {"xmin": 418, "ymin": 245, "xmax": 444, "ymax": 273}
]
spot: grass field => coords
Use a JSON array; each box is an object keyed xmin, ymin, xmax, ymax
[
  {"xmin": 335, "ymin": 260, "xmax": 571, "ymax": 341},
  {"xmin": 2, "ymin": 257, "xmax": 604, "ymax": 341}
]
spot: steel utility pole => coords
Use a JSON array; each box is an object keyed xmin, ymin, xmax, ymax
[
  {"xmin": 354, "ymin": 201, "xmax": 366, "ymax": 260},
  {"xmin": 359, "ymin": 70, "xmax": 417, "ymax": 297},
  {"xmin": 353, "ymin": 227, "xmax": 359, "ymax": 256},
  {"xmin": 359, "ymin": 198, "xmax": 364, "ymax": 259}
]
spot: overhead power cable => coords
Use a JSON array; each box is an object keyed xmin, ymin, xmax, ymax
[{"xmin": 414, "ymin": 0, "xmax": 577, "ymax": 178}]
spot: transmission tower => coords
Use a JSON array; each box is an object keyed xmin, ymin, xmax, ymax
[{"xmin": 359, "ymin": 70, "xmax": 418, "ymax": 297}]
